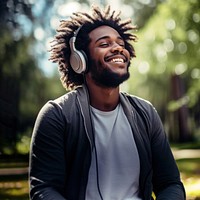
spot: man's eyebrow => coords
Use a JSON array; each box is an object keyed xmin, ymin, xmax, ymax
[{"xmin": 95, "ymin": 36, "xmax": 124, "ymax": 44}]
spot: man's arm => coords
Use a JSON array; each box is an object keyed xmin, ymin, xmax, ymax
[
  {"xmin": 29, "ymin": 102, "xmax": 67, "ymax": 200},
  {"xmin": 150, "ymin": 106, "xmax": 186, "ymax": 200},
  {"xmin": 156, "ymin": 184, "xmax": 185, "ymax": 200}
]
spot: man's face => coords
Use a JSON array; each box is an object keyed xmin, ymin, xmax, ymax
[{"xmin": 87, "ymin": 25, "xmax": 131, "ymax": 88}]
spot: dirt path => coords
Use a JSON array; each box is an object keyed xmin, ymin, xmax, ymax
[
  {"xmin": 0, "ymin": 149, "xmax": 199, "ymax": 176},
  {"xmin": 172, "ymin": 149, "xmax": 200, "ymax": 160},
  {"xmin": 0, "ymin": 167, "xmax": 28, "ymax": 175}
]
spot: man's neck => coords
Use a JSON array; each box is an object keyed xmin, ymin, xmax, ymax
[{"xmin": 85, "ymin": 76, "xmax": 120, "ymax": 112}]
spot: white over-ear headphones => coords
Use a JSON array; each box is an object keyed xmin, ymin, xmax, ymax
[{"xmin": 69, "ymin": 26, "xmax": 87, "ymax": 74}]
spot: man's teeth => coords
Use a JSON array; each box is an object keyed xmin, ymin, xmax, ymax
[{"xmin": 110, "ymin": 58, "xmax": 124, "ymax": 63}]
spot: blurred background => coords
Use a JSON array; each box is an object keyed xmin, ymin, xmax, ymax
[{"xmin": 0, "ymin": 0, "xmax": 199, "ymax": 199}]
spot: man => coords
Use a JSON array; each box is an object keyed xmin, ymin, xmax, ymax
[{"xmin": 29, "ymin": 5, "xmax": 185, "ymax": 200}]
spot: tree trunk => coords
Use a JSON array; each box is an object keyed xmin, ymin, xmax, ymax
[{"xmin": 170, "ymin": 74, "xmax": 192, "ymax": 142}]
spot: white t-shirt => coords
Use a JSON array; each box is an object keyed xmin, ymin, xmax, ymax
[{"xmin": 86, "ymin": 104, "xmax": 141, "ymax": 200}]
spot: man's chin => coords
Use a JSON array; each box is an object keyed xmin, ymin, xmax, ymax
[
  {"xmin": 89, "ymin": 59, "xmax": 130, "ymax": 88},
  {"xmin": 92, "ymin": 71, "xmax": 130, "ymax": 88}
]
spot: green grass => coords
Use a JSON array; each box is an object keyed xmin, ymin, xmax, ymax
[
  {"xmin": 1, "ymin": 164, "xmax": 200, "ymax": 200},
  {"xmin": 171, "ymin": 141, "xmax": 200, "ymax": 150},
  {"xmin": 0, "ymin": 145, "xmax": 200, "ymax": 200},
  {"xmin": 176, "ymin": 158, "xmax": 200, "ymax": 175},
  {"xmin": 0, "ymin": 175, "xmax": 29, "ymax": 200},
  {"xmin": 0, "ymin": 162, "xmax": 28, "ymax": 169},
  {"xmin": 171, "ymin": 142, "xmax": 200, "ymax": 199},
  {"xmin": 176, "ymin": 158, "xmax": 200, "ymax": 200}
]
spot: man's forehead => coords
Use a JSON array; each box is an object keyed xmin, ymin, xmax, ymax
[{"xmin": 88, "ymin": 25, "xmax": 122, "ymax": 41}]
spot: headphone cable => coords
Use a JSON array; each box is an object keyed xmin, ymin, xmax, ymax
[{"xmin": 83, "ymin": 78, "xmax": 103, "ymax": 200}]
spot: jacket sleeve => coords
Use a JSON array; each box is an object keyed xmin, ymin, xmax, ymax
[
  {"xmin": 149, "ymin": 105, "xmax": 186, "ymax": 200},
  {"xmin": 29, "ymin": 101, "xmax": 67, "ymax": 200}
]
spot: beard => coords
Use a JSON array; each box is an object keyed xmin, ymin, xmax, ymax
[{"xmin": 88, "ymin": 59, "xmax": 130, "ymax": 88}]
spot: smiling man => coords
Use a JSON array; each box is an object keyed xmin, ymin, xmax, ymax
[
  {"xmin": 29, "ymin": 5, "xmax": 185, "ymax": 200},
  {"xmin": 87, "ymin": 25, "xmax": 131, "ymax": 89}
]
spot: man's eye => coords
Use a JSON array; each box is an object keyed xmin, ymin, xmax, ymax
[
  {"xmin": 99, "ymin": 43, "xmax": 109, "ymax": 47},
  {"xmin": 118, "ymin": 43, "xmax": 125, "ymax": 47}
]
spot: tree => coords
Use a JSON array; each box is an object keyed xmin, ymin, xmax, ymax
[
  {"xmin": 128, "ymin": 0, "xmax": 200, "ymax": 142},
  {"xmin": 0, "ymin": 0, "xmax": 33, "ymax": 153},
  {"xmin": 0, "ymin": 0, "xmax": 66, "ymax": 154}
]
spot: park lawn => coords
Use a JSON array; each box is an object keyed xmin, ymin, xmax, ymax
[
  {"xmin": 171, "ymin": 142, "xmax": 200, "ymax": 199},
  {"xmin": 176, "ymin": 158, "xmax": 200, "ymax": 200},
  {"xmin": 0, "ymin": 174, "xmax": 29, "ymax": 200},
  {"xmin": 0, "ymin": 162, "xmax": 28, "ymax": 169},
  {"xmin": 0, "ymin": 156, "xmax": 200, "ymax": 200}
]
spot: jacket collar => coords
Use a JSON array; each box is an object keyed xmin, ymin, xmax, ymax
[
  {"xmin": 76, "ymin": 85, "xmax": 95, "ymax": 149},
  {"xmin": 120, "ymin": 93, "xmax": 153, "ymax": 198}
]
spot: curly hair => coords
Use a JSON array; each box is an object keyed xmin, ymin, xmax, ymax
[{"xmin": 49, "ymin": 5, "xmax": 137, "ymax": 90}]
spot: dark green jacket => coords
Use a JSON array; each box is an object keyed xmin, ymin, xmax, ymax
[{"xmin": 29, "ymin": 85, "xmax": 185, "ymax": 200}]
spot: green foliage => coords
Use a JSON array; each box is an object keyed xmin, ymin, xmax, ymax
[
  {"xmin": 16, "ymin": 134, "xmax": 31, "ymax": 155},
  {"xmin": 0, "ymin": 28, "xmax": 37, "ymax": 154},
  {"xmin": 1, "ymin": 0, "xmax": 200, "ymax": 151},
  {"xmin": 0, "ymin": 20, "xmax": 65, "ymax": 154},
  {"xmin": 128, "ymin": 0, "xmax": 200, "ymax": 141},
  {"xmin": 130, "ymin": 0, "xmax": 200, "ymax": 96}
]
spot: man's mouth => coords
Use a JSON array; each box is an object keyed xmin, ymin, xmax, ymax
[
  {"xmin": 109, "ymin": 58, "xmax": 124, "ymax": 63},
  {"xmin": 105, "ymin": 56, "xmax": 127, "ymax": 63}
]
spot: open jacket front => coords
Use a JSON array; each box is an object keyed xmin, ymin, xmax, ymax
[{"xmin": 29, "ymin": 85, "xmax": 185, "ymax": 200}]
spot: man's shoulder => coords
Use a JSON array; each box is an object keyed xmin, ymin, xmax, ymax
[
  {"xmin": 53, "ymin": 86, "xmax": 86, "ymax": 105},
  {"xmin": 121, "ymin": 92, "xmax": 152, "ymax": 108},
  {"xmin": 37, "ymin": 90, "xmax": 78, "ymax": 115},
  {"xmin": 48, "ymin": 86, "xmax": 87, "ymax": 111},
  {"xmin": 54, "ymin": 89, "xmax": 77, "ymax": 104}
]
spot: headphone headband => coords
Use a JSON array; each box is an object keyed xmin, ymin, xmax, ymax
[{"xmin": 74, "ymin": 26, "xmax": 82, "ymax": 37}]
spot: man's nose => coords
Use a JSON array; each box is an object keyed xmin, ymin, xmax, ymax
[{"xmin": 111, "ymin": 43, "xmax": 124, "ymax": 53}]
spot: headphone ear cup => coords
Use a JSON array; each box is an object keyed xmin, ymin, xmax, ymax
[
  {"xmin": 80, "ymin": 50, "xmax": 88, "ymax": 72},
  {"xmin": 69, "ymin": 37, "xmax": 87, "ymax": 74},
  {"xmin": 70, "ymin": 50, "xmax": 87, "ymax": 74}
]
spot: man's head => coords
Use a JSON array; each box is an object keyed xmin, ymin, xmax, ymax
[
  {"xmin": 87, "ymin": 25, "xmax": 131, "ymax": 88},
  {"xmin": 49, "ymin": 5, "xmax": 137, "ymax": 89}
]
